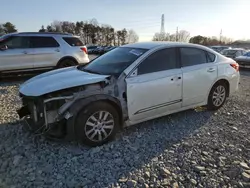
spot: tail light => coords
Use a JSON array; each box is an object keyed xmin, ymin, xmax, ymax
[
  {"xmin": 230, "ymin": 63, "xmax": 239, "ymax": 72},
  {"xmin": 80, "ymin": 47, "xmax": 88, "ymax": 54}
]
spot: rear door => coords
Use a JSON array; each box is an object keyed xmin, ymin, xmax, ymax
[
  {"xmin": 30, "ymin": 36, "xmax": 61, "ymax": 68},
  {"xmin": 180, "ymin": 47, "xmax": 217, "ymax": 107},
  {"xmin": 0, "ymin": 36, "xmax": 33, "ymax": 71}
]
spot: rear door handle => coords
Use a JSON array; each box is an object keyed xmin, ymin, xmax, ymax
[
  {"xmin": 22, "ymin": 51, "xmax": 28, "ymax": 54},
  {"xmin": 55, "ymin": 49, "xmax": 60, "ymax": 52},
  {"xmin": 207, "ymin": 68, "xmax": 215, "ymax": 72}
]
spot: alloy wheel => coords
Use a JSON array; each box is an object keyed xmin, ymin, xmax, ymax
[
  {"xmin": 84, "ymin": 111, "xmax": 115, "ymax": 142},
  {"xmin": 212, "ymin": 85, "xmax": 226, "ymax": 107}
]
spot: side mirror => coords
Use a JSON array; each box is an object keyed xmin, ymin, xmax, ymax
[{"xmin": 0, "ymin": 45, "xmax": 8, "ymax": 51}]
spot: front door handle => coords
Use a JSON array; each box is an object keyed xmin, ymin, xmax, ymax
[
  {"xmin": 207, "ymin": 68, "xmax": 215, "ymax": 72},
  {"xmin": 171, "ymin": 76, "xmax": 182, "ymax": 81},
  {"xmin": 55, "ymin": 49, "xmax": 60, "ymax": 52},
  {"xmin": 22, "ymin": 51, "xmax": 28, "ymax": 54}
]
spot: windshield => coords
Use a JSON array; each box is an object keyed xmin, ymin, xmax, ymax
[{"xmin": 79, "ymin": 47, "xmax": 148, "ymax": 76}]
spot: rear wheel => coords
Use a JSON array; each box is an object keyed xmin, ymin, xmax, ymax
[
  {"xmin": 75, "ymin": 101, "xmax": 120, "ymax": 146},
  {"xmin": 207, "ymin": 82, "xmax": 228, "ymax": 110},
  {"xmin": 57, "ymin": 59, "xmax": 77, "ymax": 68}
]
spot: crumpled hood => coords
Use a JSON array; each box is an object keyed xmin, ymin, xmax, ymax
[{"xmin": 20, "ymin": 66, "xmax": 110, "ymax": 96}]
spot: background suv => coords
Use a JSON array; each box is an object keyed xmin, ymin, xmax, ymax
[{"xmin": 0, "ymin": 32, "xmax": 89, "ymax": 75}]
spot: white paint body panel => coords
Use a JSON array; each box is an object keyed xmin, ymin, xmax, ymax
[
  {"xmin": 126, "ymin": 69, "xmax": 182, "ymax": 122},
  {"xmin": 20, "ymin": 66, "xmax": 109, "ymax": 96},
  {"xmin": 0, "ymin": 48, "xmax": 34, "ymax": 70},
  {"xmin": 181, "ymin": 63, "xmax": 218, "ymax": 107}
]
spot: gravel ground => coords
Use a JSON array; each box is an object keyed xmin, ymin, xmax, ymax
[{"xmin": 0, "ymin": 70, "xmax": 249, "ymax": 188}]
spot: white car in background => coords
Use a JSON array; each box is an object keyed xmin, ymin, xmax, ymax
[
  {"xmin": 0, "ymin": 32, "xmax": 89, "ymax": 75},
  {"xmin": 17, "ymin": 42, "xmax": 240, "ymax": 146}
]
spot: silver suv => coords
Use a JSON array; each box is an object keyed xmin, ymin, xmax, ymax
[{"xmin": 0, "ymin": 32, "xmax": 89, "ymax": 75}]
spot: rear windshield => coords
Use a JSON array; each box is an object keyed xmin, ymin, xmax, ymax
[{"xmin": 63, "ymin": 37, "xmax": 84, "ymax": 46}]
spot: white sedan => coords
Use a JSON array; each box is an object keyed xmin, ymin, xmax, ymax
[{"xmin": 17, "ymin": 42, "xmax": 240, "ymax": 146}]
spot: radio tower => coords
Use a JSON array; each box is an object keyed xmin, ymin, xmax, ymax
[{"xmin": 160, "ymin": 14, "xmax": 165, "ymax": 33}]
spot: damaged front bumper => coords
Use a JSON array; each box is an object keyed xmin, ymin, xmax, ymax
[{"xmin": 17, "ymin": 94, "xmax": 75, "ymax": 139}]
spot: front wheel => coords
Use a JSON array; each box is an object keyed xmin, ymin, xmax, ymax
[
  {"xmin": 75, "ymin": 102, "xmax": 120, "ymax": 146},
  {"xmin": 207, "ymin": 83, "xmax": 228, "ymax": 110}
]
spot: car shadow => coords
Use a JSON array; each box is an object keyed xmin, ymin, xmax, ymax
[{"xmin": 0, "ymin": 107, "xmax": 213, "ymax": 187}]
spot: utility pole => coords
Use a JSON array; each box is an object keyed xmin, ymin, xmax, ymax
[{"xmin": 176, "ymin": 27, "xmax": 179, "ymax": 42}]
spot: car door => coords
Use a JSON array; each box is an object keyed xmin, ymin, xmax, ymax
[
  {"xmin": 0, "ymin": 36, "xmax": 33, "ymax": 71},
  {"xmin": 125, "ymin": 47, "xmax": 182, "ymax": 122},
  {"xmin": 30, "ymin": 36, "xmax": 61, "ymax": 68},
  {"xmin": 180, "ymin": 47, "xmax": 217, "ymax": 107}
]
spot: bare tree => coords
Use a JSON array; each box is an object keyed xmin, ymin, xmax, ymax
[
  {"xmin": 126, "ymin": 29, "xmax": 139, "ymax": 43},
  {"xmin": 152, "ymin": 32, "xmax": 167, "ymax": 41},
  {"xmin": 177, "ymin": 30, "xmax": 190, "ymax": 42}
]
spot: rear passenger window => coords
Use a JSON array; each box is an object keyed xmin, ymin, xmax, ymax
[
  {"xmin": 138, "ymin": 48, "xmax": 177, "ymax": 75},
  {"xmin": 30, "ymin": 37, "xmax": 59, "ymax": 48},
  {"xmin": 207, "ymin": 52, "xmax": 216, "ymax": 62},
  {"xmin": 63, "ymin": 37, "xmax": 83, "ymax": 46},
  {"xmin": 180, "ymin": 48, "xmax": 207, "ymax": 67}
]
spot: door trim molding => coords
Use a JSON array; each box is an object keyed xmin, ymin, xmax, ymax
[{"xmin": 134, "ymin": 99, "xmax": 182, "ymax": 115}]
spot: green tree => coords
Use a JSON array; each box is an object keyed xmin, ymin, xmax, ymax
[
  {"xmin": 189, "ymin": 35, "xmax": 208, "ymax": 45},
  {"xmin": 39, "ymin": 25, "xmax": 46, "ymax": 32},
  {"xmin": 1, "ymin": 22, "xmax": 17, "ymax": 34}
]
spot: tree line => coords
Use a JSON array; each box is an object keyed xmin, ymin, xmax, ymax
[
  {"xmin": 38, "ymin": 19, "xmax": 139, "ymax": 46},
  {"xmin": 0, "ymin": 21, "xmax": 246, "ymax": 46},
  {"xmin": 152, "ymin": 30, "xmax": 233, "ymax": 46}
]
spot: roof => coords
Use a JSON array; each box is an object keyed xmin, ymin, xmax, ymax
[
  {"xmin": 1, "ymin": 32, "xmax": 73, "ymax": 37},
  {"xmin": 121, "ymin": 41, "xmax": 210, "ymax": 50}
]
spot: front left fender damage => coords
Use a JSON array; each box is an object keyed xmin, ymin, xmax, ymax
[{"xmin": 17, "ymin": 75, "xmax": 128, "ymax": 140}]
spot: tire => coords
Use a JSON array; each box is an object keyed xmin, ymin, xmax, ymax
[
  {"xmin": 57, "ymin": 58, "xmax": 77, "ymax": 68},
  {"xmin": 75, "ymin": 101, "xmax": 120, "ymax": 146},
  {"xmin": 207, "ymin": 82, "xmax": 228, "ymax": 110}
]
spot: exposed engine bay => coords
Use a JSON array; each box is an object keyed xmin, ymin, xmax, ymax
[{"xmin": 17, "ymin": 75, "xmax": 128, "ymax": 140}]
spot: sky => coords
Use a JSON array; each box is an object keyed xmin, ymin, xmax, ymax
[{"xmin": 1, "ymin": 0, "xmax": 250, "ymax": 42}]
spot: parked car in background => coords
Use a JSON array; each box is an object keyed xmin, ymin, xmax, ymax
[
  {"xmin": 0, "ymin": 32, "xmax": 89, "ymax": 75},
  {"xmin": 209, "ymin": 46, "xmax": 231, "ymax": 53},
  {"xmin": 92, "ymin": 46, "xmax": 102, "ymax": 54},
  {"xmin": 17, "ymin": 42, "xmax": 239, "ymax": 146},
  {"xmin": 221, "ymin": 48, "xmax": 246, "ymax": 60},
  {"xmin": 103, "ymin": 46, "xmax": 117, "ymax": 54},
  {"xmin": 87, "ymin": 45, "xmax": 98, "ymax": 54},
  {"xmin": 235, "ymin": 51, "xmax": 250, "ymax": 68}
]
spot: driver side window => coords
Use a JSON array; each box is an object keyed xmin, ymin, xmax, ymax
[
  {"xmin": 137, "ymin": 48, "xmax": 177, "ymax": 75},
  {"xmin": 2, "ymin": 36, "xmax": 30, "ymax": 49}
]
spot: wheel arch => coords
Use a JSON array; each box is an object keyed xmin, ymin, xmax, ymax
[
  {"xmin": 65, "ymin": 94, "xmax": 124, "ymax": 141},
  {"xmin": 56, "ymin": 56, "xmax": 79, "ymax": 67},
  {"xmin": 208, "ymin": 78, "xmax": 230, "ymax": 99}
]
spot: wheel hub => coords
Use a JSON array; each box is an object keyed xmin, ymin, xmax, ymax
[{"xmin": 84, "ymin": 111, "xmax": 114, "ymax": 142}]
